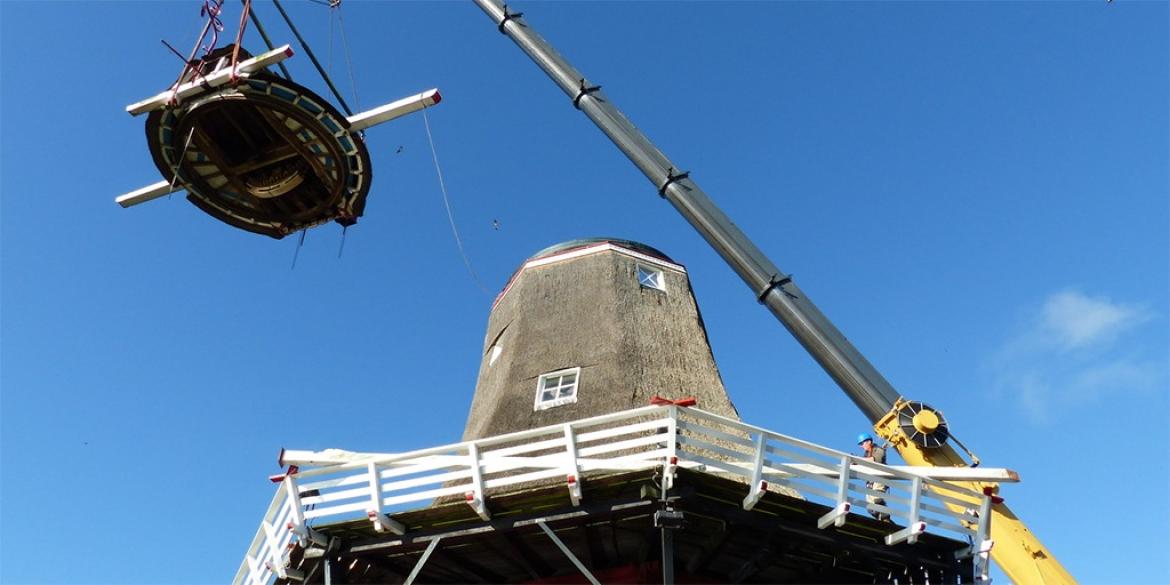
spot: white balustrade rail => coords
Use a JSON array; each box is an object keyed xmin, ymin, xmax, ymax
[{"xmin": 235, "ymin": 406, "xmax": 995, "ymax": 585}]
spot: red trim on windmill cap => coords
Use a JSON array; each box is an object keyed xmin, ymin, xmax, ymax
[{"xmin": 430, "ymin": 90, "xmax": 442, "ymax": 105}]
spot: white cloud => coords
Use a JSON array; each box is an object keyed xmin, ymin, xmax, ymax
[
  {"xmin": 987, "ymin": 289, "xmax": 1163, "ymax": 423},
  {"xmin": 1039, "ymin": 290, "xmax": 1152, "ymax": 351}
]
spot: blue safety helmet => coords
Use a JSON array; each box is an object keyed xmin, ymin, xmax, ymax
[{"xmin": 857, "ymin": 432, "xmax": 874, "ymax": 445}]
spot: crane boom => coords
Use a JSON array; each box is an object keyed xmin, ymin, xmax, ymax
[
  {"xmin": 473, "ymin": 1, "xmax": 1075, "ymax": 582},
  {"xmin": 473, "ymin": 0, "xmax": 899, "ymax": 422}
]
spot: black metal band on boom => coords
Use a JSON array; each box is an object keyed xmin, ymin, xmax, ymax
[
  {"xmin": 573, "ymin": 79, "xmax": 601, "ymax": 110},
  {"xmin": 657, "ymin": 167, "xmax": 690, "ymax": 199},
  {"xmin": 756, "ymin": 274, "xmax": 793, "ymax": 303},
  {"xmin": 498, "ymin": 5, "xmax": 524, "ymax": 34}
]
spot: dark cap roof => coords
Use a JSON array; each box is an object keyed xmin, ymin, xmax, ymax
[{"xmin": 528, "ymin": 238, "xmax": 675, "ymax": 263}]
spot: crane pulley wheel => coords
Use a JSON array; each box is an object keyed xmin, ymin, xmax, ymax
[{"xmin": 895, "ymin": 401, "xmax": 950, "ymax": 449}]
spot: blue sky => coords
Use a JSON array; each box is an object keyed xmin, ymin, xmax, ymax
[{"xmin": 2, "ymin": 1, "xmax": 1167, "ymax": 583}]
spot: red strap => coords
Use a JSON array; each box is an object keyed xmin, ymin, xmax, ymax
[
  {"xmin": 650, "ymin": 395, "xmax": 697, "ymax": 407},
  {"xmin": 268, "ymin": 465, "xmax": 300, "ymax": 483}
]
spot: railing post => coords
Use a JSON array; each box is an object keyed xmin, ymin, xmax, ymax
[
  {"xmin": 974, "ymin": 492, "xmax": 995, "ymax": 582},
  {"xmin": 465, "ymin": 443, "xmax": 492, "ymax": 520},
  {"xmin": 663, "ymin": 406, "xmax": 679, "ymax": 492},
  {"xmin": 885, "ymin": 476, "xmax": 926, "ymax": 545},
  {"xmin": 366, "ymin": 461, "xmax": 405, "ymax": 534},
  {"xmin": 817, "ymin": 454, "xmax": 852, "ymax": 528},
  {"xmin": 262, "ymin": 519, "xmax": 300, "ymax": 580},
  {"xmin": 563, "ymin": 423, "xmax": 582, "ymax": 506},
  {"xmin": 283, "ymin": 476, "xmax": 327, "ymax": 548},
  {"xmin": 742, "ymin": 433, "xmax": 768, "ymax": 511}
]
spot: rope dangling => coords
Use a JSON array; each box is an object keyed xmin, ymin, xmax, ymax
[
  {"xmin": 291, "ymin": 229, "xmax": 307, "ymax": 270},
  {"xmin": 422, "ymin": 108, "xmax": 489, "ymax": 295}
]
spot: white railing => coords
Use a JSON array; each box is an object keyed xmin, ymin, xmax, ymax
[{"xmin": 235, "ymin": 405, "xmax": 995, "ymax": 585}]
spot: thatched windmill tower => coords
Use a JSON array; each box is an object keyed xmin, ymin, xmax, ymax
[
  {"xmin": 462, "ymin": 238, "xmax": 740, "ymax": 441},
  {"xmin": 237, "ymin": 238, "xmax": 986, "ymax": 585}
]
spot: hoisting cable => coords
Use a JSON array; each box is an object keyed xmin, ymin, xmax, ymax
[
  {"xmin": 228, "ymin": 0, "xmax": 253, "ymax": 81},
  {"xmin": 270, "ymin": 0, "xmax": 354, "ymax": 116},
  {"xmin": 422, "ymin": 108, "xmax": 490, "ymax": 295},
  {"xmin": 244, "ymin": 0, "xmax": 292, "ymax": 79},
  {"xmin": 166, "ymin": 0, "xmax": 226, "ymax": 105},
  {"xmin": 333, "ymin": 2, "xmax": 361, "ymax": 111}
]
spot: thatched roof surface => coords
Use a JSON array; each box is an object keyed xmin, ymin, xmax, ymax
[{"xmin": 463, "ymin": 240, "xmax": 738, "ymax": 442}]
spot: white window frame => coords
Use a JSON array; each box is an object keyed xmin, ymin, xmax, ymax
[
  {"xmin": 637, "ymin": 264, "xmax": 666, "ymax": 292},
  {"xmin": 534, "ymin": 367, "xmax": 581, "ymax": 411}
]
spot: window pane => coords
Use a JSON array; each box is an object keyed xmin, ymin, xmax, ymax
[
  {"xmin": 638, "ymin": 266, "xmax": 664, "ymax": 290},
  {"xmin": 535, "ymin": 368, "xmax": 581, "ymax": 410}
]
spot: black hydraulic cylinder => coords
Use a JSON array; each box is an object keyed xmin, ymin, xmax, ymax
[{"xmin": 474, "ymin": 0, "xmax": 901, "ymax": 422}]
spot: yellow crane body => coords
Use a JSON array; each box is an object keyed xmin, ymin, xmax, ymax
[{"xmin": 875, "ymin": 400, "xmax": 1076, "ymax": 584}]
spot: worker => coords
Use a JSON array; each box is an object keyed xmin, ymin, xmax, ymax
[{"xmin": 858, "ymin": 432, "xmax": 891, "ymax": 522}]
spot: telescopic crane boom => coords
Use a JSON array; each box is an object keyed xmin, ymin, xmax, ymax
[{"xmin": 473, "ymin": 1, "xmax": 1075, "ymax": 582}]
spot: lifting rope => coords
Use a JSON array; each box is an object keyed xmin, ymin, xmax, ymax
[
  {"xmin": 245, "ymin": 0, "xmax": 291, "ymax": 79},
  {"xmin": 326, "ymin": 1, "xmax": 361, "ymax": 112},
  {"xmin": 270, "ymin": 0, "xmax": 354, "ymax": 116},
  {"xmin": 164, "ymin": 0, "xmax": 226, "ymax": 105},
  {"xmin": 227, "ymin": 0, "xmax": 252, "ymax": 82},
  {"xmin": 422, "ymin": 108, "xmax": 489, "ymax": 295}
]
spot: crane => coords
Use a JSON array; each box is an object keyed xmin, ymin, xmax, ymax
[{"xmin": 471, "ymin": 1, "xmax": 1075, "ymax": 582}]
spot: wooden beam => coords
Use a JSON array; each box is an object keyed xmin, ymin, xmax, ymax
[
  {"xmin": 730, "ymin": 543, "xmax": 772, "ymax": 584},
  {"xmin": 685, "ymin": 525, "xmax": 732, "ymax": 574},
  {"xmin": 346, "ymin": 89, "xmax": 441, "ymax": 132},
  {"xmin": 437, "ymin": 546, "xmax": 504, "ymax": 583},
  {"xmin": 505, "ymin": 532, "xmax": 554, "ymax": 578},
  {"xmin": 482, "ymin": 538, "xmax": 541, "ymax": 581},
  {"xmin": 584, "ymin": 523, "xmax": 606, "ymax": 572},
  {"xmin": 773, "ymin": 463, "xmax": 1020, "ymax": 483},
  {"xmin": 126, "ymin": 45, "xmax": 295, "ymax": 116},
  {"xmin": 115, "ymin": 180, "xmax": 180, "ymax": 208}
]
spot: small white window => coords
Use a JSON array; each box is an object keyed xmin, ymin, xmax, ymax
[
  {"xmin": 535, "ymin": 367, "xmax": 581, "ymax": 410},
  {"xmin": 637, "ymin": 265, "xmax": 666, "ymax": 292}
]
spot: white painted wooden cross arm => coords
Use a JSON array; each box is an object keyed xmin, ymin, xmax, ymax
[
  {"xmin": 346, "ymin": 88, "xmax": 442, "ymax": 132},
  {"xmin": 126, "ymin": 45, "xmax": 296, "ymax": 116}
]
